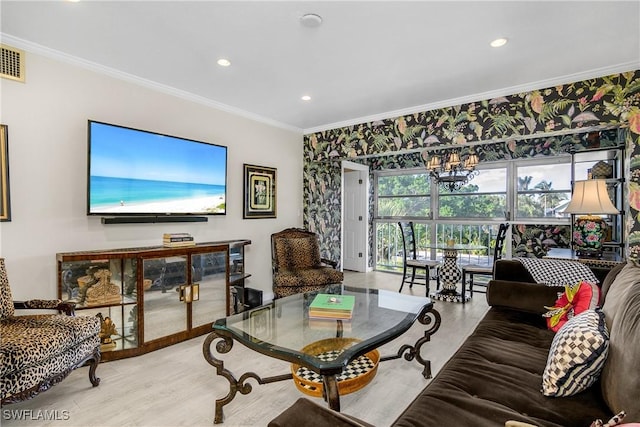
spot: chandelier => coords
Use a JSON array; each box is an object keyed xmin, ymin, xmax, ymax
[{"xmin": 421, "ymin": 149, "xmax": 479, "ymax": 191}]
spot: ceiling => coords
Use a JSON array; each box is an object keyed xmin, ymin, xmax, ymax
[{"xmin": 2, "ymin": 1, "xmax": 639, "ymax": 134}]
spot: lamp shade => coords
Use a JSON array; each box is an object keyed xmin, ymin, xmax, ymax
[{"xmin": 563, "ymin": 180, "xmax": 619, "ymax": 215}]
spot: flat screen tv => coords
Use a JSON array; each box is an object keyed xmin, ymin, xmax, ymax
[{"xmin": 87, "ymin": 120, "xmax": 227, "ymax": 216}]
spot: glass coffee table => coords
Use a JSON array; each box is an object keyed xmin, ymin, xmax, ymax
[{"xmin": 202, "ymin": 285, "xmax": 441, "ymax": 424}]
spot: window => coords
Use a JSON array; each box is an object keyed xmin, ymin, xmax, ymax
[
  {"xmin": 516, "ymin": 161, "xmax": 572, "ymax": 219},
  {"xmin": 371, "ymin": 132, "xmax": 625, "ymax": 270},
  {"xmin": 373, "ymin": 157, "xmax": 575, "ymax": 271},
  {"xmin": 438, "ymin": 168, "xmax": 507, "ymax": 219},
  {"xmin": 376, "ymin": 170, "xmax": 431, "ymax": 218}
]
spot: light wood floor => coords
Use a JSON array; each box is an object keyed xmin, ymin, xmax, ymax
[{"xmin": 2, "ymin": 271, "xmax": 489, "ymax": 427}]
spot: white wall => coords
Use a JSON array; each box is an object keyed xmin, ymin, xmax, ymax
[{"xmin": 0, "ymin": 52, "xmax": 303, "ymax": 301}]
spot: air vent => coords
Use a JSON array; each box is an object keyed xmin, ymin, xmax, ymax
[{"xmin": 1, "ymin": 45, "xmax": 25, "ymax": 82}]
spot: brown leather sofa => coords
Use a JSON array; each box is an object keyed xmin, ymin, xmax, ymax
[{"xmin": 269, "ymin": 259, "xmax": 640, "ymax": 427}]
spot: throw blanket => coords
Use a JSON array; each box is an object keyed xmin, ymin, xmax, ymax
[{"xmin": 515, "ymin": 257, "xmax": 600, "ymax": 286}]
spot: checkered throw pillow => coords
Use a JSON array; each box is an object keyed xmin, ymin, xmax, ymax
[
  {"xmin": 542, "ymin": 309, "xmax": 609, "ymax": 397},
  {"xmin": 516, "ymin": 258, "xmax": 599, "ymax": 286}
]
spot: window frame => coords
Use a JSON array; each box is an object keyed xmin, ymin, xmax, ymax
[
  {"xmin": 513, "ymin": 154, "xmax": 573, "ymax": 222},
  {"xmin": 374, "ymin": 167, "xmax": 434, "ymax": 220},
  {"xmin": 373, "ymin": 156, "xmax": 575, "ymax": 271},
  {"xmin": 436, "ymin": 162, "xmax": 509, "ymax": 221}
]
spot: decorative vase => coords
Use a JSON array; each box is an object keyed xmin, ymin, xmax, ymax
[{"xmin": 573, "ymin": 215, "xmax": 608, "ymax": 257}]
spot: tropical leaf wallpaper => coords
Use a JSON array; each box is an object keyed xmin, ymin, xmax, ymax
[
  {"xmin": 630, "ymin": 135, "xmax": 640, "ymax": 260},
  {"xmin": 512, "ymin": 224, "xmax": 572, "ymax": 259},
  {"xmin": 303, "ymin": 70, "xmax": 640, "ymax": 264}
]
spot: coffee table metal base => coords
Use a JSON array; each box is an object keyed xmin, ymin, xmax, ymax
[
  {"xmin": 202, "ymin": 333, "xmax": 293, "ymax": 424},
  {"xmin": 380, "ymin": 304, "xmax": 442, "ymax": 378},
  {"xmin": 202, "ymin": 305, "xmax": 441, "ymax": 424}
]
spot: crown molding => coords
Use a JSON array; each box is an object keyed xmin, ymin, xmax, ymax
[
  {"xmin": 1, "ymin": 34, "xmax": 303, "ymax": 134},
  {"xmin": 303, "ymin": 61, "xmax": 640, "ymax": 135},
  {"xmin": 4, "ymin": 34, "xmax": 637, "ymax": 138}
]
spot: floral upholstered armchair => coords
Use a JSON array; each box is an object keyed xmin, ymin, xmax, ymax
[
  {"xmin": 271, "ymin": 228, "xmax": 344, "ymax": 298},
  {"xmin": 0, "ymin": 258, "xmax": 101, "ymax": 404}
]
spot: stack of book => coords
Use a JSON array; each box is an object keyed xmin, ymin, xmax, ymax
[
  {"xmin": 308, "ymin": 317, "xmax": 353, "ymax": 331},
  {"xmin": 308, "ymin": 294, "xmax": 355, "ymax": 320},
  {"xmin": 163, "ymin": 233, "xmax": 196, "ymax": 248}
]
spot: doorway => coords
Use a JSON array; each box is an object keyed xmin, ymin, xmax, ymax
[{"xmin": 341, "ymin": 161, "xmax": 369, "ymax": 272}]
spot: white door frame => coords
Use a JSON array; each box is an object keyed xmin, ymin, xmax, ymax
[{"xmin": 341, "ymin": 160, "xmax": 370, "ymax": 272}]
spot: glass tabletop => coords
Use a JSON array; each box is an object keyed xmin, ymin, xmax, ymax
[{"xmin": 212, "ymin": 285, "xmax": 432, "ymax": 375}]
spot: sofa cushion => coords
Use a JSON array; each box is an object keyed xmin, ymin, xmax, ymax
[
  {"xmin": 487, "ymin": 279, "xmax": 563, "ymax": 315},
  {"xmin": 269, "ymin": 397, "xmax": 375, "ymax": 427},
  {"xmin": 599, "ymin": 262, "xmax": 627, "ymax": 300},
  {"xmin": 542, "ymin": 309, "xmax": 609, "ymax": 397},
  {"xmin": 493, "ymin": 259, "xmax": 536, "ymax": 283},
  {"xmin": 274, "ymin": 267, "xmax": 343, "ymax": 288},
  {"xmin": 0, "ymin": 314, "xmax": 100, "ymax": 377},
  {"xmin": 601, "ymin": 262, "xmax": 639, "ymax": 330},
  {"xmin": 392, "ymin": 308, "xmax": 611, "ymax": 427},
  {"xmin": 600, "ymin": 262, "xmax": 640, "ymax": 422},
  {"xmin": 0, "ymin": 336, "xmax": 99, "ymax": 400}
]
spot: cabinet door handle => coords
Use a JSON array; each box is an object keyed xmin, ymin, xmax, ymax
[{"xmin": 178, "ymin": 284, "xmax": 200, "ymax": 303}]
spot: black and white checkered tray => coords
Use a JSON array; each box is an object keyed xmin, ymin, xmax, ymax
[{"xmin": 294, "ymin": 349, "xmax": 376, "ymax": 389}]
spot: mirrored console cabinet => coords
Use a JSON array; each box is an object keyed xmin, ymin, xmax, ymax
[{"xmin": 57, "ymin": 239, "xmax": 250, "ymax": 361}]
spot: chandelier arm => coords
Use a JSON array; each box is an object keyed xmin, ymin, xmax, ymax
[{"xmin": 422, "ymin": 148, "xmax": 478, "ymax": 192}]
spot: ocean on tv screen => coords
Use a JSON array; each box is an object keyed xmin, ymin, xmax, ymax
[{"xmin": 89, "ymin": 176, "xmax": 226, "ymax": 214}]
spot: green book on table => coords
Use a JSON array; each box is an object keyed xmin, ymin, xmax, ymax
[{"xmin": 309, "ymin": 294, "xmax": 355, "ymax": 315}]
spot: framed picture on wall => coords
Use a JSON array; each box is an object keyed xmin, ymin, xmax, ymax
[
  {"xmin": 243, "ymin": 164, "xmax": 276, "ymax": 219},
  {"xmin": 1, "ymin": 124, "xmax": 10, "ymax": 222}
]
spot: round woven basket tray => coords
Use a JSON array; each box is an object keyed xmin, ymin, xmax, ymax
[{"xmin": 291, "ymin": 337, "xmax": 380, "ymax": 398}]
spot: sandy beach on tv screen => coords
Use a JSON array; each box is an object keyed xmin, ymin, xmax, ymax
[{"xmin": 97, "ymin": 195, "xmax": 225, "ymax": 214}]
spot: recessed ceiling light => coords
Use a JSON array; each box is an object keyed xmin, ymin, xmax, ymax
[
  {"xmin": 300, "ymin": 13, "xmax": 323, "ymax": 28},
  {"xmin": 301, "ymin": 95, "xmax": 312, "ymax": 101},
  {"xmin": 490, "ymin": 38, "xmax": 508, "ymax": 48},
  {"xmin": 217, "ymin": 58, "xmax": 231, "ymax": 67}
]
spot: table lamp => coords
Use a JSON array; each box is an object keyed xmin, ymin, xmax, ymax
[{"xmin": 563, "ymin": 179, "xmax": 619, "ymax": 258}]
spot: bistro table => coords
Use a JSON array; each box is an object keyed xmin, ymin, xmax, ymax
[{"xmin": 425, "ymin": 243, "xmax": 487, "ymax": 303}]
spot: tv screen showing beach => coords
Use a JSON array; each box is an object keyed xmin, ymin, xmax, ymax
[{"xmin": 87, "ymin": 121, "xmax": 227, "ymax": 215}]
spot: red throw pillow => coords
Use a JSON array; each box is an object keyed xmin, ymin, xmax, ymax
[{"xmin": 543, "ymin": 280, "xmax": 600, "ymax": 332}]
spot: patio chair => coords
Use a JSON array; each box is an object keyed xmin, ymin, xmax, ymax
[
  {"xmin": 461, "ymin": 222, "xmax": 509, "ymax": 297},
  {"xmin": 398, "ymin": 222, "xmax": 440, "ymax": 296}
]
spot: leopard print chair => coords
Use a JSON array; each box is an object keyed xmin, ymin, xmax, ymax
[
  {"xmin": 0, "ymin": 258, "xmax": 101, "ymax": 404},
  {"xmin": 271, "ymin": 228, "xmax": 344, "ymax": 298}
]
